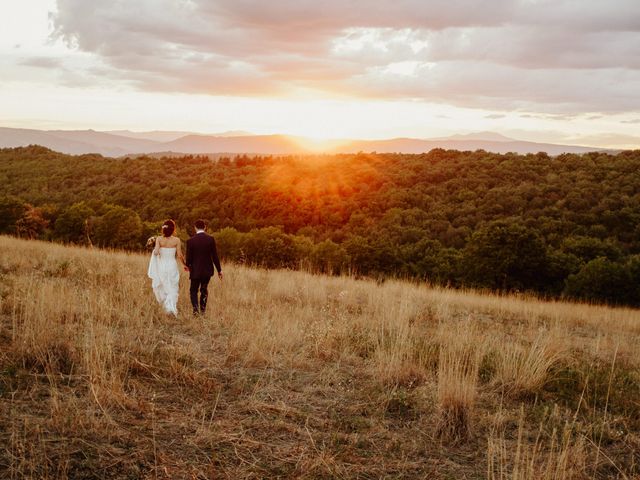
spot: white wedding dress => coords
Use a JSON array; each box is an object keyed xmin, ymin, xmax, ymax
[{"xmin": 148, "ymin": 247, "xmax": 180, "ymax": 315}]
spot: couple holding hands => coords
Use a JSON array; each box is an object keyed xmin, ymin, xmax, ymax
[{"xmin": 148, "ymin": 219, "xmax": 223, "ymax": 316}]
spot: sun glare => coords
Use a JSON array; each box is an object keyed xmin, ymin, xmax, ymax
[
  {"xmin": 291, "ymin": 136, "xmax": 350, "ymax": 153},
  {"xmin": 261, "ymin": 154, "xmax": 378, "ymax": 212}
]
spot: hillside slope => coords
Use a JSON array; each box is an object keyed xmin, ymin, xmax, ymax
[
  {"xmin": 2, "ymin": 146, "xmax": 639, "ymax": 305},
  {"xmin": 1, "ymin": 236, "xmax": 638, "ymax": 478}
]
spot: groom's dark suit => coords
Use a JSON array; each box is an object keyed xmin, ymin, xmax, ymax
[{"xmin": 186, "ymin": 231, "xmax": 222, "ymax": 314}]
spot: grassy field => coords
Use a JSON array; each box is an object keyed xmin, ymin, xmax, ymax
[{"xmin": 1, "ymin": 235, "xmax": 639, "ymax": 479}]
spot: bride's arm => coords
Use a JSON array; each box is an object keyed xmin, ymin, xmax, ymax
[
  {"xmin": 153, "ymin": 236, "xmax": 161, "ymax": 256},
  {"xmin": 176, "ymin": 239, "xmax": 187, "ymax": 267}
]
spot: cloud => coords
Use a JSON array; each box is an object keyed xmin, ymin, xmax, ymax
[
  {"xmin": 485, "ymin": 114, "xmax": 506, "ymax": 119},
  {"xmin": 19, "ymin": 56, "xmax": 63, "ymax": 68},
  {"xmin": 349, "ymin": 61, "xmax": 640, "ymax": 112},
  {"xmin": 46, "ymin": 0, "xmax": 640, "ymax": 113}
]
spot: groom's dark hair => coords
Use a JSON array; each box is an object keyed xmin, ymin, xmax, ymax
[{"xmin": 194, "ymin": 219, "xmax": 206, "ymax": 230}]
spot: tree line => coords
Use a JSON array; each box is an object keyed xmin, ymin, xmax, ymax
[{"xmin": 1, "ymin": 145, "xmax": 639, "ymax": 305}]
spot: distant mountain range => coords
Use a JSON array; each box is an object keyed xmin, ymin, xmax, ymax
[
  {"xmin": 0, "ymin": 127, "xmax": 611, "ymax": 157},
  {"xmin": 105, "ymin": 130, "xmax": 252, "ymax": 142}
]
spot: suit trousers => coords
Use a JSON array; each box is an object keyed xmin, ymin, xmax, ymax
[{"xmin": 190, "ymin": 277, "xmax": 211, "ymax": 314}]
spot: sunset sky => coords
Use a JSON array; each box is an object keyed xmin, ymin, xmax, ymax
[{"xmin": 1, "ymin": 0, "xmax": 639, "ymax": 147}]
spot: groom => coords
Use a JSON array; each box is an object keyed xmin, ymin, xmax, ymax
[{"xmin": 185, "ymin": 219, "xmax": 223, "ymax": 315}]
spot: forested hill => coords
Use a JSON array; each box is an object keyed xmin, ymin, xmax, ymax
[{"xmin": 2, "ymin": 145, "xmax": 640, "ymax": 305}]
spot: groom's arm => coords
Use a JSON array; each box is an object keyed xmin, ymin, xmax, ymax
[
  {"xmin": 185, "ymin": 239, "xmax": 192, "ymax": 269},
  {"xmin": 210, "ymin": 237, "xmax": 222, "ymax": 274}
]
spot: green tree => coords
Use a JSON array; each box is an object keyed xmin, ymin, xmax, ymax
[
  {"xmin": 93, "ymin": 205, "xmax": 143, "ymax": 250},
  {"xmin": 545, "ymin": 249, "xmax": 581, "ymax": 295},
  {"xmin": 564, "ymin": 258, "xmax": 631, "ymax": 305},
  {"xmin": 0, "ymin": 197, "xmax": 27, "ymax": 234},
  {"xmin": 54, "ymin": 202, "xmax": 95, "ymax": 244},
  {"xmin": 292, "ymin": 235, "xmax": 314, "ymax": 270},
  {"xmin": 243, "ymin": 227, "xmax": 296, "ymax": 268},
  {"xmin": 215, "ymin": 227, "xmax": 246, "ymax": 262},
  {"xmin": 343, "ymin": 235, "xmax": 378, "ymax": 275},
  {"xmin": 400, "ymin": 238, "xmax": 461, "ymax": 285},
  {"xmin": 311, "ymin": 239, "xmax": 349, "ymax": 274},
  {"xmin": 461, "ymin": 221, "xmax": 549, "ymax": 291},
  {"xmin": 561, "ymin": 236, "xmax": 622, "ymax": 263}
]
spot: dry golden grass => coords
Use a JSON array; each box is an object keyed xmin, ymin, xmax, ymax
[
  {"xmin": 435, "ymin": 320, "xmax": 483, "ymax": 443},
  {"xmin": 491, "ymin": 332, "xmax": 565, "ymax": 399},
  {"xmin": 487, "ymin": 407, "xmax": 587, "ymax": 480},
  {"xmin": 1, "ymin": 235, "xmax": 639, "ymax": 479}
]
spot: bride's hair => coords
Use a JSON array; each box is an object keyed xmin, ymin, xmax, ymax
[{"xmin": 161, "ymin": 219, "xmax": 175, "ymax": 238}]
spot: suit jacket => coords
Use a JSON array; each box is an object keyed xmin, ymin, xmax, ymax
[{"xmin": 186, "ymin": 232, "xmax": 222, "ymax": 280}]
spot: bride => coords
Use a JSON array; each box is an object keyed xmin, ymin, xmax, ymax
[{"xmin": 147, "ymin": 219, "xmax": 187, "ymax": 316}]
